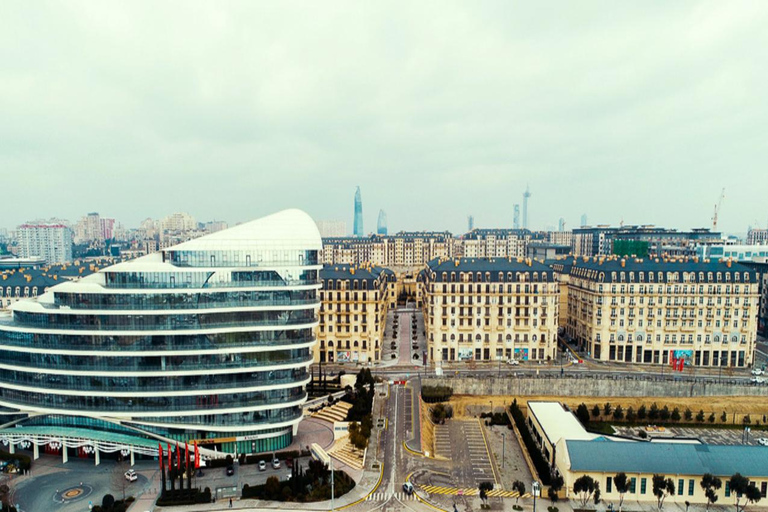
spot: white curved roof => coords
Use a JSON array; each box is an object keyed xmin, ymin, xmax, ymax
[{"xmin": 170, "ymin": 209, "xmax": 322, "ymax": 252}]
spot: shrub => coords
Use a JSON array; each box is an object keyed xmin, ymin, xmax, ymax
[
  {"xmin": 637, "ymin": 404, "xmax": 647, "ymax": 421},
  {"xmin": 421, "ymin": 385, "xmax": 453, "ymax": 403}
]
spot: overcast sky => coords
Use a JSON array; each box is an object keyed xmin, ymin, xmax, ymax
[{"xmin": 2, "ymin": 1, "xmax": 767, "ymax": 235}]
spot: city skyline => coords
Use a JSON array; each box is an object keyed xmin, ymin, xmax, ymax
[{"xmin": 2, "ymin": 3, "xmax": 767, "ymax": 234}]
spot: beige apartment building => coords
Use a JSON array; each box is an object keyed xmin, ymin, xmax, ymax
[
  {"xmin": 564, "ymin": 257, "xmax": 759, "ymax": 368},
  {"xmin": 456, "ymin": 229, "xmax": 529, "ymax": 259},
  {"xmin": 321, "ymin": 232, "xmax": 455, "ymax": 269},
  {"xmin": 314, "ymin": 265, "xmax": 393, "ymax": 364},
  {"xmin": 421, "ymin": 257, "xmax": 559, "ymax": 363}
]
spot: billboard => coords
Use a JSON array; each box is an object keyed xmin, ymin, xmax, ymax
[
  {"xmin": 336, "ymin": 351, "xmax": 351, "ymax": 363},
  {"xmin": 458, "ymin": 348, "xmax": 473, "ymax": 361},
  {"xmin": 514, "ymin": 348, "xmax": 529, "ymax": 361}
]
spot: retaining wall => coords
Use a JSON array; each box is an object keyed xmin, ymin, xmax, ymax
[{"xmin": 423, "ymin": 375, "xmax": 766, "ymax": 398}]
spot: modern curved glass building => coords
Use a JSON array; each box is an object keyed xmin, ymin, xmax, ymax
[{"xmin": 0, "ymin": 209, "xmax": 320, "ymax": 461}]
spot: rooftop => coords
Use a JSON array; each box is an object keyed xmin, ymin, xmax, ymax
[
  {"xmin": 528, "ymin": 401, "xmax": 597, "ymax": 446},
  {"xmin": 566, "ymin": 439, "xmax": 768, "ymax": 478},
  {"xmin": 567, "ymin": 257, "xmax": 758, "ymax": 283},
  {"xmin": 424, "ymin": 257, "xmax": 555, "ymax": 282}
]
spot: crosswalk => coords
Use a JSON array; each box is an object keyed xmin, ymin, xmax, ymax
[
  {"xmin": 419, "ymin": 484, "xmax": 532, "ymax": 499},
  {"xmin": 365, "ymin": 492, "xmax": 417, "ymax": 502}
]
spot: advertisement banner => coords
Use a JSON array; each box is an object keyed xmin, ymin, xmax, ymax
[
  {"xmin": 458, "ymin": 348, "xmax": 473, "ymax": 361},
  {"xmin": 514, "ymin": 348, "xmax": 529, "ymax": 361},
  {"xmin": 337, "ymin": 351, "xmax": 351, "ymax": 363}
]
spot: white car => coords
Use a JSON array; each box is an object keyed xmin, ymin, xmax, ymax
[
  {"xmin": 751, "ymin": 377, "xmax": 765, "ymax": 384},
  {"xmin": 272, "ymin": 458, "xmax": 281, "ymax": 469},
  {"xmin": 751, "ymin": 369, "xmax": 764, "ymax": 376},
  {"xmin": 757, "ymin": 438, "xmax": 768, "ymax": 446},
  {"xmin": 506, "ymin": 359, "xmax": 520, "ymax": 366},
  {"xmin": 124, "ymin": 469, "xmax": 138, "ymax": 482}
]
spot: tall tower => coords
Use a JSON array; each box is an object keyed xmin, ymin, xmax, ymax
[
  {"xmin": 580, "ymin": 214, "xmax": 588, "ymax": 227},
  {"xmin": 513, "ymin": 205, "xmax": 520, "ymax": 229},
  {"xmin": 522, "ymin": 186, "xmax": 532, "ymax": 230},
  {"xmin": 558, "ymin": 217, "xmax": 565, "ymax": 232},
  {"xmin": 353, "ymin": 186, "xmax": 363, "ymax": 237},
  {"xmin": 467, "ymin": 215, "xmax": 475, "ymax": 232},
  {"xmin": 377, "ymin": 209, "xmax": 388, "ymax": 235}
]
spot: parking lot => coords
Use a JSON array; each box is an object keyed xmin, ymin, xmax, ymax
[{"xmin": 437, "ymin": 419, "xmax": 498, "ymax": 488}]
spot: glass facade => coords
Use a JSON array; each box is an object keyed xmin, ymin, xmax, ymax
[{"xmin": 0, "ymin": 210, "xmax": 321, "ymax": 455}]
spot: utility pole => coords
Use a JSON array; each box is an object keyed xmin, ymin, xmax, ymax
[{"xmin": 330, "ymin": 457, "xmax": 335, "ymax": 512}]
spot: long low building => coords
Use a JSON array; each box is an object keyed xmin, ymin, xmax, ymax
[{"xmin": 556, "ymin": 438, "xmax": 768, "ymax": 505}]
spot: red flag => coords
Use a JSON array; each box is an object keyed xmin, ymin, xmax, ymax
[
  {"xmin": 158, "ymin": 443, "xmax": 164, "ymax": 471},
  {"xmin": 176, "ymin": 442, "xmax": 180, "ymax": 470},
  {"xmin": 167, "ymin": 443, "xmax": 172, "ymax": 473},
  {"xmin": 185, "ymin": 442, "xmax": 190, "ymax": 471},
  {"xmin": 194, "ymin": 441, "xmax": 200, "ymax": 469},
  {"xmin": 678, "ymin": 359, "xmax": 684, "ymax": 372}
]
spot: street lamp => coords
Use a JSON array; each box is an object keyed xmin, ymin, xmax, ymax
[
  {"xmin": 532, "ymin": 481, "xmax": 540, "ymax": 512},
  {"xmin": 501, "ymin": 432, "xmax": 505, "ymax": 469}
]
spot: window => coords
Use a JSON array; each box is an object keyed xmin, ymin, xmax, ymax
[
  {"xmin": 640, "ymin": 478, "xmax": 647, "ymax": 495},
  {"xmin": 725, "ymin": 482, "xmax": 731, "ymax": 497},
  {"xmin": 678, "ymin": 479, "xmax": 684, "ymax": 495},
  {"xmin": 607, "ymin": 477, "xmax": 613, "ymax": 493},
  {"xmin": 630, "ymin": 478, "xmax": 637, "ymax": 494},
  {"xmin": 688, "ymin": 479, "xmax": 694, "ymax": 496}
]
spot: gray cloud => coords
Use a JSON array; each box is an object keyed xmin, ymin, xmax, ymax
[{"xmin": 1, "ymin": 1, "xmax": 767, "ymax": 235}]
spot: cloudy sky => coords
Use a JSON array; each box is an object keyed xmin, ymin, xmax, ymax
[{"xmin": 1, "ymin": 1, "xmax": 767, "ymax": 235}]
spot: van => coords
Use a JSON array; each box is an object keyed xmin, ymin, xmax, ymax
[{"xmin": 403, "ymin": 482, "xmax": 414, "ymax": 495}]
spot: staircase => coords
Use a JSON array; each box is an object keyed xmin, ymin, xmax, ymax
[
  {"xmin": 311, "ymin": 401, "xmax": 352, "ymax": 423},
  {"xmin": 327, "ymin": 434, "xmax": 365, "ymax": 470}
]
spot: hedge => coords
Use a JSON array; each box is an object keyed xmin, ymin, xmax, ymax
[
  {"xmin": 0, "ymin": 450, "xmax": 31, "ymax": 471},
  {"xmin": 421, "ymin": 385, "xmax": 453, "ymax": 403},
  {"xmin": 509, "ymin": 401, "xmax": 551, "ymax": 485}
]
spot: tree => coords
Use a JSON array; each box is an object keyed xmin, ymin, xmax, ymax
[
  {"xmin": 652, "ymin": 474, "xmax": 675, "ymax": 511},
  {"xmin": 638, "ymin": 404, "xmax": 647, "ymax": 420},
  {"xmin": 626, "ymin": 407, "xmax": 637, "ymax": 422},
  {"xmin": 479, "ymin": 481, "xmax": 493, "ymax": 504},
  {"xmin": 264, "ymin": 476, "xmax": 281, "ymax": 500},
  {"xmin": 549, "ymin": 475, "xmax": 564, "ymax": 503},
  {"xmin": 512, "ymin": 480, "xmax": 526, "ymax": 504},
  {"xmin": 110, "ymin": 459, "xmax": 130, "ymax": 503},
  {"xmin": 700, "ymin": 473, "xmax": 722, "ymax": 510},
  {"xmin": 573, "ymin": 475, "xmax": 597, "ymax": 509},
  {"xmin": 729, "ymin": 473, "xmax": 762, "ymax": 512},
  {"xmin": 576, "ymin": 403, "xmax": 591, "ymax": 425},
  {"xmin": 709, "ymin": 412, "xmax": 716, "ymax": 423},
  {"xmin": 721, "ymin": 411, "xmax": 727, "ymax": 423},
  {"xmin": 660, "ymin": 405, "xmax": 671, "ymax": 421},
  {"xmin": 603, "ymin": 402, "xmax": 613, "ymax": 417},
  {"xmin": 696, "ymin": 410, "xmax": 705, "ymax": 423},
  {"xmin": 102, "ymin": 494, "xmax": 116, "ymax": 510},
  {"xmin": 613, "ymin": 405, "xmax": 625, "ymax": 420},
  {"xmin": 649, "ymin": 403, "xmax": 659, "ymax": 420},
  {"xmin": 614, "ymin": 473, "xmax": 630, "ymax": 512},
  {"xmin": 671, "ymin": 407, "xmax": 681, "ymax": 422},
  {"xmin": 684, "ymin": 408, "xmax": 693, "ymax": 421},
  {"xmin": 594, "ymin": 482, "xmax": 601, "ymax": 505}
]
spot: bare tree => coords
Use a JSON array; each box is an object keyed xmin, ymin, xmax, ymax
[{"xmin": 111, "ymin": 458, "xmax": 130, "ymax": 503}]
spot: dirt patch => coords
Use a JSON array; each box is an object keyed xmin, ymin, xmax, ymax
[{"xmin": 448, "ymin": 394, "xmax": 768, "ymax": 426}]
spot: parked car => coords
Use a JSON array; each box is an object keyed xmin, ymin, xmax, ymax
[
  {"xmin": 757, "ymin": 438, "xmax": 768, "ymax": 446},
  {"xmin": 272, "ymin": 458, "xmax": 281, "ymax": 469},
  {"xmin": 226, "ymin": 465, "xmax": 235, "ymax": 476},
  {"xmin": 285, "ymin": 458, "xmax": 294, "ymax": 468},
  {"xmin": 403, "ymin": 482, "xmax": 414, "ymax": 495},
  {"xmin": 124, "ymin": 469, "xmax": 138, "ymax": 482},
  {"xmin": 751, "ymin": 377, "xmax": 766, "ymax": 384},
  {"xmin": 751, "ymin": 369, "xmax": 764, "ymax": 376},
  {"xmin": 506, "ymin": 359, "xmax": 519, "ymax": 366},
  {"xmin": 258, "ymin": 460, "xmax": 267, "ymax": 471}
]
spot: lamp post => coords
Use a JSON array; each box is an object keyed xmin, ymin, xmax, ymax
[
  {"xmin": 532, "ymin": 481, "xmax": 540, "ymax": 512},
  {"xmin": 330, "ymin": 457, "xmax": 335, "ymax": 512},
  {"xmin": 501, "ymin": 432, "xmax": 505, "ymax": 469}
]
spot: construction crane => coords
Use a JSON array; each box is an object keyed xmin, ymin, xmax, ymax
[{"xmin": 712, "ymin": 188, "xmax": 725, "ymax": 231}]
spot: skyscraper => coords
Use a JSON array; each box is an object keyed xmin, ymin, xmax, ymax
[
  {"xmin": 467, "ymin": 215, "xmax": 475, "ymax": 232},
  {"xmin": 377, "ymin": 210, "xmax": 388, "ymax": 235},
  {"xmin": 581, "ymin": 214, "xmax": 588, "ymax": 228},
  {"xmin": 513, "ymin": 205, "xmax": 520, "ymax": 229},
  {"xmin": 353, "ymin": 186, "xmax": 364, "ymax": 237},
  {"xmin": 558, "ymin": 217, "xmax": 566, "ymax": 232},
  {"xmin": 522, "ymin": 185, "xmax": 532, "ymax": 230}
]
